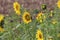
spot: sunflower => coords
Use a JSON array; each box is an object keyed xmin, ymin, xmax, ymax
[
  {"xmin": 0, "ymin": 14, "xmax": 4, "ymax": 22},
  {"xmin": 0, "ymin": 27, "xmax": 4, "ymax": 32},
  {"xmin": 22, "ymin": 11, "xmax": 32, "ymax": 24},
  {"xmin": 36, "ymin": 12, "xmax": 45, "ymax": 23},
  {"xmin": 57, "ymin": 0, "xmax": 60, "ymax": 8},
  {"xmin": 13, "ymin": 2, "xmax": 20, "ymax": 15},
  {"xmin": 36, "ymin": 29, "xmax": 43, "ymax": 40},
  {"xmin": 36, "ymin": 12, "xmax": 43, "ymax": 20}
]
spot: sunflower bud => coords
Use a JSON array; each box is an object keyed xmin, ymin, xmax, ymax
[{"xmin": 41, "ymin": 4, "xmax": 46, "ymax": 10}]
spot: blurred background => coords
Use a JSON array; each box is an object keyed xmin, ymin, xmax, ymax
[{"xmin": 0, "ymin": 0, "xmax": 57, "ymax": 14}]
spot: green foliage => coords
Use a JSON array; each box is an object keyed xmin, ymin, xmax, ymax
[{"xmin": 0, "ymin": 6, "xmax": 60, "ymax": 40}]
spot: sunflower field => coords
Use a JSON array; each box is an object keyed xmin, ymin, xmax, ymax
[{"xmin": 0, "ymin": 0, "xmax": 60, "ymax": 40}]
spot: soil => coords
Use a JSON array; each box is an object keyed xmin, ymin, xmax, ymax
[{"xmin": 0, "ymin": 0, "xmax": 57, "ymax": 15}]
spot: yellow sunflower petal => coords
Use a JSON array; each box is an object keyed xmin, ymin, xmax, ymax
[
  {"xmin": 15, "ymin": 10, "xmax": 20, "ymax": 15},
  {"xmin": 57, "ymin": 0, "xmax": 60, "ymax": 8},
  {"xmin": 0, "ymin": 14, "xmax": 4, "ymax": 22}
]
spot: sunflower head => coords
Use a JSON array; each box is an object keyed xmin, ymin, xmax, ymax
[
  {"xmin": 36, "ymin": 29, "xmax": 43, "ymax": 40},
  {"xmin": 36, "ymin": 12, "xmax": 43, "ymax": 20},
  {"xmin": 0, "ymin": 14, "xmax": 4, "ymax": 22},
  {"xmin": 22, "ymin": 11, "xmax": 32, "ymax": 24},
  {"xmin": 57, "ymin": 0, "xmax": 60, "ymax": 8},
  {"xmin": 36, "ymin": 12, "xmax": 45, "ymax": 23},
  {"xmin": 13, "ymin": 2, "xmax": 21, "ymax": 15}
]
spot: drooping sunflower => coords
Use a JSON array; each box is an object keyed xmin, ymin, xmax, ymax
[
  {"xmin": 22, "ymin": 11, "xmax": 32, "ymax": 24},
  {"xmin": 13, "ymin": 2, "xmax": 21, "ymax": 15},
  {"xmin": 36, "ymin": 12, "xmax": 45, "ymax": 23},
  {"xmin": 36, "ymin": 29, "xmax": 43, "ymax": 40},
  {"xmin": 57, "ymin": 0, "xmax": 60, "ymax": 8}
]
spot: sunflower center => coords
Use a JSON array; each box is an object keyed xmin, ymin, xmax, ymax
[
  {"xmin": 39, "ymin": 34, "xmax": 42, "ymax": 38},
  {"xmin": 25, "ymin": 15, "xmax": 31, "ymax": 21},
  {"xmin": 16, "ymin": 5, "xmax": 19, "ymax": 10}
]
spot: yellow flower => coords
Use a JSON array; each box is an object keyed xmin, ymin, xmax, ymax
[
  {"xmin": 36, "ymin": 12, "xmax": 43, "ymax": 20},
  {"xmin": 36, "ymin": 12, "xmax": 46, "ymax": 23},
  {"xmin": 36, "ymin": 29, "xmax": 43, "ymax": 40},
  {"xmin": 0, "ymin": 14, "xmax": 4, "ymax": 22},
  {"xmin": 22, "ymin": 11, "xmax": 32, "ymax": 24},
  {"xmin": 0, "ymin": 27, "xmax": 4, "ymax": 32},
  {"xmin": 52, "ymin": 20, "xmax": 57, "ymax": 24},
  {"xmin": 57, "ymin": 0, "xmax": 60, "ymax": 8},
  {"xmin": 13, "ymin": 2, "xmax": 20, "ymax": 15}
]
